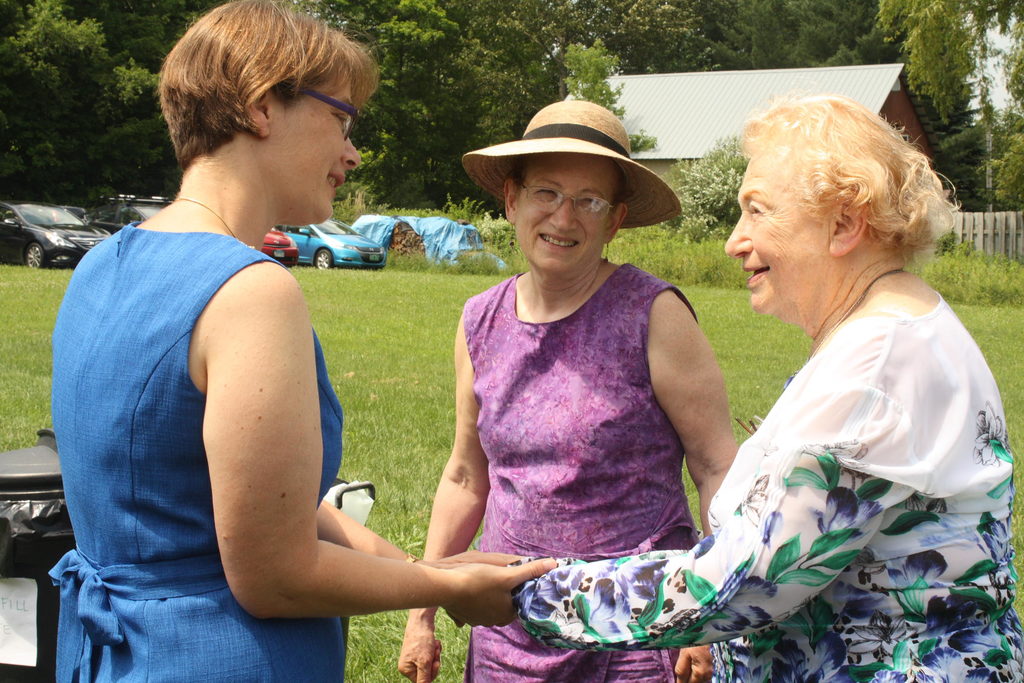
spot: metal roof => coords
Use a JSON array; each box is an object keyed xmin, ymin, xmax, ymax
[{"xmin": 609, "ymin": 63, "xmax": 906, "ymax": 160}]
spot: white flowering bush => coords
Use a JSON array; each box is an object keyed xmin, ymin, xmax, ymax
[
  {"xmin": 665, "ymin": 136, "xmax": 747, "ymax": 242},
  {"xmin": 472, "ymin": 213, "xmax": 516, "ymax": 251}
]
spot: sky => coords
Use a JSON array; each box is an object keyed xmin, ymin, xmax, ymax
[{"xmin": 983, "ymin": 29, "xmax": 1014, "ymax": 110}]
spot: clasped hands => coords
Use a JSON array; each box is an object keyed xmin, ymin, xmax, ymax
[
  {"xmin": 401, "ymin": 551, "xmax": 713, "ymax": 683},
  {"xmin": 415, "ymin": 550, "xmax": 547, "ymax": 627},
  {"xmin": 398, "ymin": 550, "xmax": 548, "ymax": 683}
]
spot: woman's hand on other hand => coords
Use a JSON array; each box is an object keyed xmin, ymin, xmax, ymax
[{"xmin": 441, "ymin": 558, "xmax": 556, "ymax": 627}]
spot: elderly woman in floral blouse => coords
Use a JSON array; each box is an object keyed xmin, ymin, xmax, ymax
[{"xmin": 512, "ymin": 93, "xmax": 1023, "ymax": 682}]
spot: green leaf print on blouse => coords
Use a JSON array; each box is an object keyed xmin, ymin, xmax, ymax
[
  {"xmin": 880, "ymin": 511, "xmax": 941, "ymax": 536},
  {"xmin": 974, "ymin": 405, "xmax": 1016, "ymax": 500},
  {"xmin": 955, "ymin": 559, "xmax": 1001, "ymax": 584},
  {"xmin": 785, "ymin": 442, "xmax": 864, "ymax": 490},
  {"xmin": 976, "ymin": 403, "xmax": 1012, "ymax": 466},
  {"xmin": 764, "ymin": 529, "xmax": 862, "ymax": 586},
  {"xmin": 855, "ymin": 478, "xmax": 894, "ymax": 500},
  {"xmin": 780, "ymin": 596, "xmax": 834, "ymax": 647},
  {"xmin": 768, "ymin": 443, "xmax": 882, "ymax": 587},
  {"xmin": 512, "ymin": 426, "xmax": 1021, "ymax": 679}
]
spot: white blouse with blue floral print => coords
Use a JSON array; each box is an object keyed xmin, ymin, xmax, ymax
[{"xmin": 513, "ymin": 298, "xmax": 1022, "ymax": 682}]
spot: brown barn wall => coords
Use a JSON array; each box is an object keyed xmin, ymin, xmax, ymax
[{"xmin": 880, "ymin": 89, "xmax": 934, "ymax": 159}]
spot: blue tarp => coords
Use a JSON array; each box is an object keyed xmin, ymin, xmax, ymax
[{"xmin": 351, "ymin": 214, "xmax": 505, "ymax": 268}]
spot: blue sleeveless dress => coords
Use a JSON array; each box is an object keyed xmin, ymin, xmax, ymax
[{"xmin": 50, "ymin": 224, "xmax": 345, "ymax": 682}]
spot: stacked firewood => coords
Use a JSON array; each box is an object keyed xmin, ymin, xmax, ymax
[{"xmin": 390, "ymin": 221, "xmax": 425, "ymax": 256}]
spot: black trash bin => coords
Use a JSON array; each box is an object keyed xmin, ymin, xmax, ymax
[{"xmin": 0, "ymin": 429, "xmax": 74, "ymax": 682}]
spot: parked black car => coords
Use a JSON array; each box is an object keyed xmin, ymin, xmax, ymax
[
  {"xmin": 60, "ymin": 205, "xmax": 87, "ymax": 220},
  {"xmin": 85, "ymin": 195, "xmax": 171, "ymax": 234},
  {"xmin": 0, "ymin": 201, "xmax": 111, "ymax": 268}
]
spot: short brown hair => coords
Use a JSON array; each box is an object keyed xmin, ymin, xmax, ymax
[
  {"xmin": 743, "ymin": 94, "xmax": 955, "ymax": 260},
  {"xmin": 159, "ymin": 0, "xmax": 377, "ymax": 169}
]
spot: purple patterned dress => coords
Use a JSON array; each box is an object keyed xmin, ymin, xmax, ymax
[{"xmin": 462, "ymin": 264, "xmax": 701, "ymax": 681}]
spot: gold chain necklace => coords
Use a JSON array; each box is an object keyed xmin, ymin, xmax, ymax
[
  {"xmin": 809, "ymin": 268, "xmax": 904, "ymax": 358},
  {"xmin": 174, "ymin": 196, "xmax": 240, "ymax": 242}
]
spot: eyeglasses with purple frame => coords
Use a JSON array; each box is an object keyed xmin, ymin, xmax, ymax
[{"xmin": 300, "ymin": 89, "xmax": 359, "ymax": 140}]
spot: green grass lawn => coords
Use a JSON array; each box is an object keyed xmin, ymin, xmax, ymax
[{"xmin": 0, "ymin": 263, "xmax": 1021, "ymax": 682}]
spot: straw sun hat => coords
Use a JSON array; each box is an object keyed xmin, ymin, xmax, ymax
[{"xmin": 462, "ymin": 100, "xmax": 681, "ymax": 228}]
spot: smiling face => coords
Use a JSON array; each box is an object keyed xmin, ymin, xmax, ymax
[
  {"xmin": 505, "ymin": 152, "xmax": 626, "ymax": 278},
  {"xmin": 725, "ymin": 150, "xmax": 836, "ymax": 329},
  {"xmin": 268, "ymin": 82, "xmax": 362, "ymax": 226}
]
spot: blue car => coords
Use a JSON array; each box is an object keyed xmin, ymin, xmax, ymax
[{"xmin": 279, "ymin": 219, "xmax": 387, "ymax": 270}]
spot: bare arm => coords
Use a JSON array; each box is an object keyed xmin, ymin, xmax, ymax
[
  {"xmin": 316, "ymin": 502, "xmax": 407, "ymax": 559},
  {"xmin": 647, "ymin": 291, "xmax": 737, "ymax": 534},
  {"xmin": 193, "ymin": 264, "xmax": 549, "ymax": 621}
]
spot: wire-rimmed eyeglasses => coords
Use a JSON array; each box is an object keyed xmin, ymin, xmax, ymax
[{"xmin": 520, "ymin": 184, "xmax": 615, "ymax": 221}]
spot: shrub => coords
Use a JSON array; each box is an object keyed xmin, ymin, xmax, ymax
[
  {"xmin": 441, "ymin": 195, "xmax": 488, "ymax": 224},
  {"xmin": 920, "ymin": 248, "xmax": 1024, "ymax": 307},
  {"xmin": 472, "ymin": 214, "xmax": 517, "ymax": 256},
  {"xmin": 664, "ymin": 136, "xmax": 746, "ymax": 242},
  {"xmin": 332, "ymin": 183, "xmax": 391, "ymax": 224},
  {"xmin": 606, "ymin": 230, "xmax": 747, "ymax": 289},
  {"xmin": 934, "ymin": 230, "xmax": 959, "ymax": 256}
]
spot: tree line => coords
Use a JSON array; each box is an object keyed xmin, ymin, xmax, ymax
[{"xmin": 1, "ymin": 0, "xmax": 1021, "ymax": 216}]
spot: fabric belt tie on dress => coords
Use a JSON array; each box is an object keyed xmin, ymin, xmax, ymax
[{"xmin": 49, "ymin": 548, "xmax": 227, "ymax": 646}]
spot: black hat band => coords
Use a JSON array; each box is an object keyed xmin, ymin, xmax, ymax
[{"xmin": 522, "ymin": 123, "xmax": 630, "ymax": 158}]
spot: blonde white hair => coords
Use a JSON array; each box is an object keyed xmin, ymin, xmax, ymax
[{"xmin": 742, "ymin": 93, "xmax": 955, "ymax": 260}]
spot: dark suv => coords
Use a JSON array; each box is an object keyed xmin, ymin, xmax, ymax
[{"xmin": 86, "ymin": 195, "xmax": 171, "ymax": 233}]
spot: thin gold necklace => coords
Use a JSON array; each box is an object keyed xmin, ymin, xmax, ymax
[
  {"xmin": 809, "ymin": 268, "xmax": 903, "ymax": 358},
  {"xmin": 174, "ymin": 196, "xmax": 240, "ymax": 242}
]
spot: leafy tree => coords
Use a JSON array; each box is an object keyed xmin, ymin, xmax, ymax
[
  {"xmin": 787, "ymin": 0, "xmax": 900, "ymax": 66},
  {"xmin": 704, "ymin": 0, "xmax": 901, "ymax": 70},
  {"xmin": 0, "ymin": 0, "xmax": 212, "ymax": 205},
  {"xmin": 564, "ymin": 40, "xmax": 656, "ymax": 153},
  {"xmin": 452, "ymin": 0, "xmax": 561, "ymax": 150},
  {"xmin": 718, "ymin": 0, "xmax": 802, "ymax": 69},
  {"xmin": 933, "ymin": 104, "xmax": 990, "ymax": 212},
  {"xmin": 585, "ymin": 0, "xmax": 710, "ymax": 75},
  {"xmin": 1, "ymin": 0, "xmax": 111, "ymax": 201},
  {"xmin": 992, "ymin": 107, "xmax": 1024, "ymax": 206},
  {"xmin": 312, "ymin": 0, "xmax": 494, "ymax": 208},
  {"xmin": 565, "ymin": 40, "xmax": 622, "ymax": 110},
  {"xmin": 877, "ymin": 2, "xmax": 1024, "ymax": 204},
  {"xmin": 878, "ymin": 0, "xmax": 1023, "ymax": 119},
  {"xmin": 455, "ymin": 0, "xmax": 706, "ymax": 98},
  {"xmin": 2, "ymin": 0, "xmax": 1005, "ymax": 214},
  {"xmin": 312, "ymin": 0, "xmax": 706, "ymax": 210},
  {"xmin": 1011, "ymin": 21, "xmax": 1024, "ymax": 104}
]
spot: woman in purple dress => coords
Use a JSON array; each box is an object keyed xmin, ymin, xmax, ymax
[{"xmin": 398, "ymin": 100, "xmax": 738, "ymax": 683}]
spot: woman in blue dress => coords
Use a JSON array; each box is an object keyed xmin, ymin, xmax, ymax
[{"xmin": 48, "ymin": 2, "xmax": 553, "ymax": 681}]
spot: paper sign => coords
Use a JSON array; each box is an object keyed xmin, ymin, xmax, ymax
[{"xmin": 0, "ymin": 579, "xmax": 37, "ymax": 667}]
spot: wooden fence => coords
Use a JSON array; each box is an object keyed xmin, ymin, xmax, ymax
[{"xmin": 952, "ymin": 211, "xmax": 1024, "ymax": 260}]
